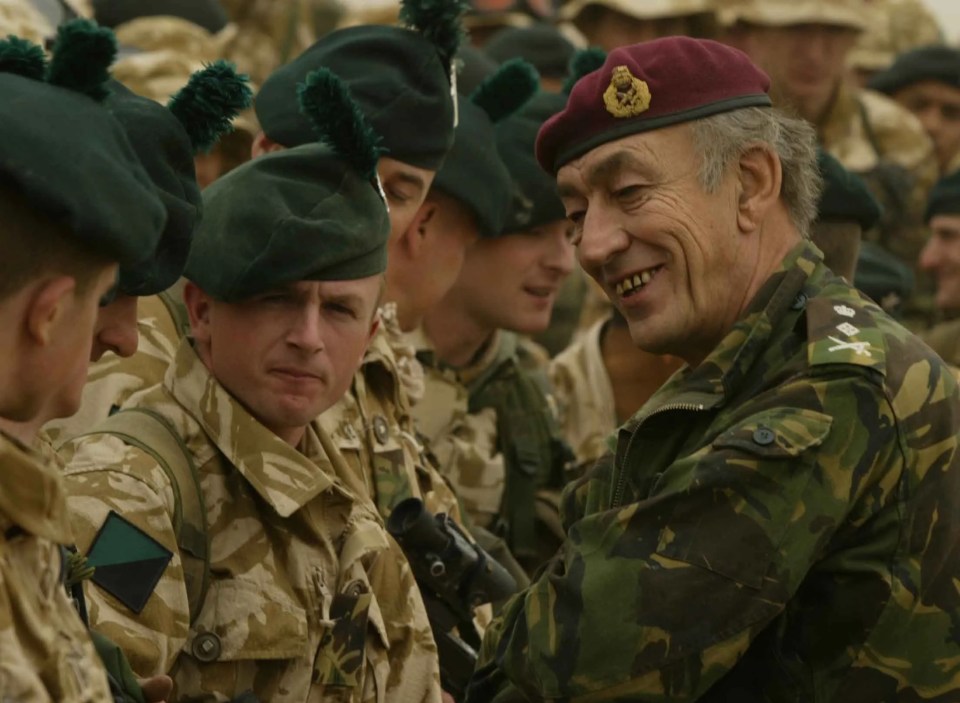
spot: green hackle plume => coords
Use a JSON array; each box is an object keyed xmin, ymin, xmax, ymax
[
  {"xmin": 563, "ymin": 47, "xmax": 606, "ymax": 95},
  {"xmin": 298, "ymin": 68, "xmax": 385, "ymax": 183},
  {"xmin": 470, "ymin": 57, "xmax": 539, "ymax": 124},
  {"xmin": 168, "ymin": 60, "xmax": 253, "ymax": 153},
  {"xmin": 46, "ymin": 18, "xmax": 116, "ymax": 102},
  {"xmin": 399, "ymin": 0, "xmax": 468, "ymax": 68},
  {"xmin": 0, "ymin": 35, "xmax": 48, "ymax": 81}
]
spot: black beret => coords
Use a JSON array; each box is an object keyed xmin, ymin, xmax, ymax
[
  {"xmin": 92, "ymin": 0, "xmax": 229, "ymax": 33},
  {"xmin": 485, "ymin": 24, "xmax": 575, "ymax": 79},
  {"xmin": 868, "ymin": 45, "xmax": 960, "ymax": 96},
  {"xmin": 855, "ymin": 242, "xmax": 915, "ymax": 318},
  {"xmin": 105, "ymin": 81, "xmax": 201, "ymax": 296},
  {"xmin": 817, "ymin": 149, "xmax": 883, "ymax": 231},
  {"xmin": 496, "ymin": 91, "xmax": 567, "ymax": 233},
  {"xmin": 256, "ymin": 25, "xmax": 456, "ymax": 170},
  {"xmin": 0, "ymin": 73, "xmax": 166, "ymax": 266},
  {"xmin": 185, "ymin": 143, "xmax": 390, "ymax": 301},
  {"xmin": 925, "ymin": 169, "xmax": 960, "ymax": 223}
]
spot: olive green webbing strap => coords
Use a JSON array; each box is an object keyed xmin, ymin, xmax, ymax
[{"xmin": 78, "ymin": 408, "xmax": 210, "ymax": 624}]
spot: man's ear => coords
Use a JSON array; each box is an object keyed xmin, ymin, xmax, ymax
[
  {"xmin": 736, "ymin": 144, "xmax": 782, "ymax": 234},
  {"xmin": 362, "ymin": 314, "xmax": 381, "ymax": 363},
  {"xmin": 25, "ymin": 276, "xmax": 77, "ymax": 347},
  {"xmin": 251, "ymin": 131, "xmax": 285, "ymax": 158},
  {"xmin": 398, "ymin": 199, "xmax": 438, "ymax": 259},
  {"xmin": 183, "ymin": 282, "xmax": 214, "ymax": 344}
]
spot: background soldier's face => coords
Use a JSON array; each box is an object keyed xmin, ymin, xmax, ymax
[
  {"xmin": 731, "ymin": 23, "xmax": 859, "ymax": 120},
  {"xmin": 558, "ymin": 125, "xmax": 757, "ymax": 364},
  {"xmin": 920, "ymin": 214, "xmax": 960, "ymax": 311},
  {"xmin": 188, "ymin": 277, "xmax": 381, "ymax": 436},
  {"xmin": 444, "ymin": 218, "xmax": 575, "ymax": 334},
  {"xmin": 893, "ymin": 81, "xmax": 960, "ymax": 174},
  {"xmin": 378, "ymin": 157, "xmax": 435, "ymax": 239}
]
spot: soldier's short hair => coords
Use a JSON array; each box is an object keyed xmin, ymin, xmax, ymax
[
  {"xmin": 690, "ymin": 107, "xmax": 823, "ymax": 237},
  {"xmin": 0, "ymin": 185, "xmax": 113, "ymax": 301}
]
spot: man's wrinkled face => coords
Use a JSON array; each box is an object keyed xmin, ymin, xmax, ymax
[
  {"xmin": 190, "ymin": 278, "xmax": 381, "ymax": 439},
  {"xmin": 451, "ymin": 219, "xmax": 576, "ymax": 334},
  {"xmin": 378, "ymin": 157, "xmax": 436, "ymax": 238},
  {"xmin": 893, "ymin": 81, "xmax": 960, "ymax": 174},
  {"xmin": 558, "ymin": 125, "xmax": 753, "ymax": 362},
  {"xmin": 734, "ymin": 23, "xmax": 859, "ymax": 120},
  {"xmin": 920, "ymin": 214, "xmax": 960, "ymax": 311}
]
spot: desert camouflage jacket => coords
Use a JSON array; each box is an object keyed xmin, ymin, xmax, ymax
[
  {"xmin": 0, "ymin": 431, "xmax": 114, "ymax": 702},
  {"xmin": 549, "ymin": 315, "xmax": 618, "ymax": 472},
  {"xmin": 467, "ymin": 240, "xmax": 960, "ymax": 702},
  {"xmin": 318, "ymin": 303, "xmax": 464, "ymax": 524},
  {"xmin": 61, "ymin": 340, "xmax": 441, "ymax": 703},
  {"xmin": 820, "ymin": 84, "xmax": 937, "ymax": 275}
]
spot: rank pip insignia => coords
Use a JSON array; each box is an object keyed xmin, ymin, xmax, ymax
[{"xmin": 603, "ymin": 65, "xmax": 651, "ymax": 118}]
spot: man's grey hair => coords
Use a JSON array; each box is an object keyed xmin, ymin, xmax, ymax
[{"xmin": 690, "ymin": 107, "xmax": 823, "ymax": 237}]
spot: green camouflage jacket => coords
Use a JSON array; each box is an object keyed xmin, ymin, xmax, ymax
[
  {"xmin": 61, "ymin": 340, "xmax": 442, "ymax": 703},
  {"xmin": 467, "ymin": 241, "xmax": 960, "ymax": 702}
]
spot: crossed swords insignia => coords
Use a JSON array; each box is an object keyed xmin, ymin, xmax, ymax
[{"xmin": 827, "ymin": 336, "xmax": 872, "ymax": 357}]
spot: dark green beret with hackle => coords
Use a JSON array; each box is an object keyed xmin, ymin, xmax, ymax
[
  {"xmin": 817, "ymin": 149, "xmax": 883, "ymax": 231},
  {"xmin": 106, "ymin": 61, "xmax": 252, "ymax": 296},
  {"xmin": 185, "ymin": 69, "xmax": 390, "ymax": 301},
  {"xmin": 0, "ymin": 25, "xmax": 165, "ymax": 266},
  {"xmin": 432, "ymin": 58, "xmax": 540, "ymax": 237},
  {"xmin": 869, "ymin": 45, "xmax": 960, "ymax": 96},
  {"xmin": 255, "ymin": 0, "xmax": 468, "ymax": 170}
]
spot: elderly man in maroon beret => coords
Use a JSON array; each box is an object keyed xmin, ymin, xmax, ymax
[{"xmin": 465, "ymin": 36, "xmax": 960, "ymax": 703}]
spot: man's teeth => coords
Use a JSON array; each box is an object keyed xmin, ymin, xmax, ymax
[{"xmin": 614, "ymin": 268, "xmax": 657, "ymax": 296}]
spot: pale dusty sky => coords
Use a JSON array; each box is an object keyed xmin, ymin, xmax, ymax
[{"xmin": 925, "ymin": 0, "xmax": 960, "ymax": 41}]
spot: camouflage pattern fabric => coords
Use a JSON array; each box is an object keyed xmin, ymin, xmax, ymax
[
  {"xmin": 61, "ymin": 340, "xmax": 442, "ymax": 703},
  {"xmin": 0, "ymin": 432, "xmax": 114, "ymax": 702},
  {"xmin": 921, "ymin": 317, "xmax": 960, "ymax": 368},
  {"xmin": 849, "ymin": 0, "xmax": 943, "ymax": 74},
  {"xmin": 549, "ymin": 315, "xmax": 618, "ymax": 472},
  {"xmin": 820, "ymin": 84, "xmax": 937, "ymax": 278},
  {"xmin": 0, "ymin": 0, "xmax": 53, "ymax": 43},
  {"xmin": 45, "ymin": 291, "xmax": 182, "ymax": 447},
  {"xmin": 467, "ymin": 240, "xmax": 960, "ymax": 701},
  {"xmin": 317, "ymin": 304, "xmax": 465, "ymax": 525}
]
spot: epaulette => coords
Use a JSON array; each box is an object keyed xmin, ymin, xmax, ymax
[{"xmin": 806, "ymin": 294, "xmax": 887, "ymax": 376}]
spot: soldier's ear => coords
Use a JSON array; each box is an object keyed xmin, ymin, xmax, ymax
[
  {"xmin": 736, "ymin": 143, "xmax": 782, "ymax": 235},
  {"xmin": 183, "ymin": 282, "xmax": 213, "ymax": 345},
  {"xmin": 24, "ymin": 276, "xmax": 77, "ymax": 348},
  {"xmin": 400, "ymin": 199, "xmax": 438, "ymax": 257},
  {"xmin": 250, "ymin": 131, "xmax": 285, "ymax": 158}
]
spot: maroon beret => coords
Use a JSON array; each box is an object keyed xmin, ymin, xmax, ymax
[{"xmin": 535, "ymin": 37, "xmax": 773, "ymax": 173}]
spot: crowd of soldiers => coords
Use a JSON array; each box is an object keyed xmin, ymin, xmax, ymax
[{"xmin": 2, "ymin": 0, "xmax": 960, "ymax": 701}]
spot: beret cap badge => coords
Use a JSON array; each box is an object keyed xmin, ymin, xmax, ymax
[{"xmin": 603, "ymin": 65, "xmax": 650, "ymax": 118}]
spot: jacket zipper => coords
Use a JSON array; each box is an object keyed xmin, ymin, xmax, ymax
[{"xmin": 612, "ymin": 402, "xmax": 706, "ymax": 508}]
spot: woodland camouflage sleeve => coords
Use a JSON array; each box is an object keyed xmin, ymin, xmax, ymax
[{"xmin": 469, "ymin": 372, "xmax": 905, "ymax": 702}]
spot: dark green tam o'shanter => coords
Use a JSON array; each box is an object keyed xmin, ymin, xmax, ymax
[
  {"xmin": 432, "ymin": 58, "xmax": 540, "ymax": 237},
  {"xmin": 255, "ymin": 0, "xmax": 468, "ymax": 170},
  {"xmin": 106, "ymin": 61, "xmax": 252, "ymax": 296},
  {"xmin": 0, "ymin": 21, "xmax": 165, "ymax": 266},
  {"xmin": 185, "ymin": 68, "xmax": 390, "ymax": 301},
  {"xmin": 925, "ymin": 169, "xmax": 960, "ymax": 223},
  {"xmin": 817, "ymin": 150, "xmax": 883, "ymax": 231}
]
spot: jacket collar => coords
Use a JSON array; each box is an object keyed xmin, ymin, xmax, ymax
[{"xmin": 0, "ymin": 431, "xmax": 73, "ymax": 543}]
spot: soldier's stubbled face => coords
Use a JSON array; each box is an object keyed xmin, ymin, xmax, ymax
[
  {"xmin": 378, "ymin": 157, "xmax": 435, "ymax": 240},
  {"xmin": 442, "ymin": 219, "xmax": 576, "ymax": 334},
  {"xmin": 183, "ymin": 277, "xmax": 382, "ymax": 444},
  {"xmin": 920, "ymin": 214, "xmax": 960, "ymax": 312},
  {"xmin": 558, "ymin": 123, "xmax": 793, "ymax": 366}
]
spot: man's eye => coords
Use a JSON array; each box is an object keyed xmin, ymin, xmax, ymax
[
  {"xmin": 325, "ymin": 302, "xmax": 357, "ymax": 318},
  {"xmin": 387, "ymin": 189, "xmax": 412, "ymax": 204},
  {"xmin": 99, "ymin": 284, "xmax": 119, "ymax": 308}
]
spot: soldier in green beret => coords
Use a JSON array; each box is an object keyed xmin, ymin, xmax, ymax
[
  {"xmin": 61, "ymin": 69, "xmax": 443, "ymax": 703},
  {"xmin": 0, "ymin": 26, "xmax": 167, "ymax": 703},
  {"xmin": 484, "ymin": 24, "xmax": 575, "ymax": 92},
  {"xmin": 468, "ymin": 36, "xmax": 960, "ymax": 702},
  {"xmin": 919, "ymin": 171, "xmax": 960, "ymax": 366},
  {"xmin": 870, "ymin": 45, "xmax": 960, "ymax": 177},
  {"xmin": 413, "ymin": 89, "xmax": 577, "ymax": 576}
]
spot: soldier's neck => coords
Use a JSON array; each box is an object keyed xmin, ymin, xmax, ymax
[
  {"xmin": 0, "ymin": 415, "xmax": 42, "ymax": 446},
  {"xmin": 422, "ymin": 302, "xmax": 493, "ymax": 369}
]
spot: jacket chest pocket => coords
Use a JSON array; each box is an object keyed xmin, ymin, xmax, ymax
[
  {"xmin": 313, "ymin": 571, "xmax": 390, "ymax": 703},
  {"xmin": 653, "ymin": 407, "xmax": 834, "ymax": 589}
]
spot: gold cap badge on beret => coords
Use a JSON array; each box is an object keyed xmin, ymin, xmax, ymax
[{"xmin": 603, "ymin": 65, "xmax": 651, "ymax": 118}]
